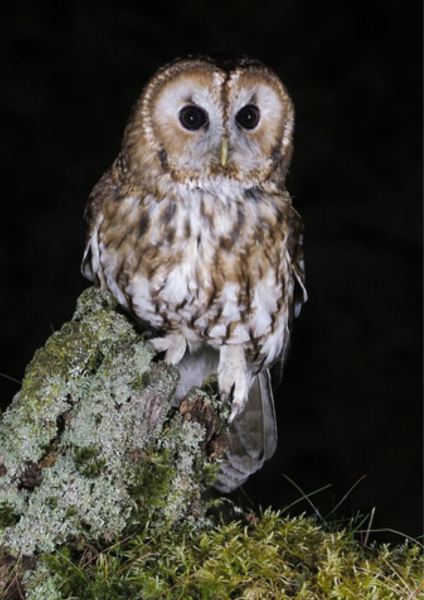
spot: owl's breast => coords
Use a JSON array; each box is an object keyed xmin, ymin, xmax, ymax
[{"xmin": 97, "ymin": 190, "xmax": 294, "ymax": 365}]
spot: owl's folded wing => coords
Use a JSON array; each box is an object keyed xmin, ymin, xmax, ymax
[{"xmin": 214, "ymin": 369, "xmax": 277, "ymax": 493}]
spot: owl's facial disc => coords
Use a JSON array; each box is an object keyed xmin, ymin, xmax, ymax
[{"xmin": 141, "ymin": 60, "xmax": 293, "ymax": 186}]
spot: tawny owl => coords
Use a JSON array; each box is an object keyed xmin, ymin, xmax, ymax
[{"xmin": 81, "ymin": 55, "xmax": 307, "ymax": 492}]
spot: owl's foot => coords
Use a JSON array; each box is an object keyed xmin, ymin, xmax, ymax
[
  {"xmin": 147, "ymin": 332, "xmax": 187, "ymax": 365},
  {"xmin": 218, "ymin": 345, "xmax": 250, "ymax": 423}
]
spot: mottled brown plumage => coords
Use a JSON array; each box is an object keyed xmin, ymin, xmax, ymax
[{"xmin": 82, "ymin": 56, "xmax": 307, "ymax": 491}]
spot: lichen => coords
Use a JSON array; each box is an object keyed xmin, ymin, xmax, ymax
[{"xmin": 0, "ymin": 287, "xmax": 218, "ymax": 562}]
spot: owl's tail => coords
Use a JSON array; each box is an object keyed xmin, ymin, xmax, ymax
[{"xmin": 214, "ymin": 370, "xmax": 278, "ymax": 493}]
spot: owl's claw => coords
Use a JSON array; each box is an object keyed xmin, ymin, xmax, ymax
[
  {"xmin": 146, "ymin": 332, "xmax": 187, "ymax": 365},
  {"xmin": 218, "ymin": 345, "xmax": 250, "ymax": 423}
]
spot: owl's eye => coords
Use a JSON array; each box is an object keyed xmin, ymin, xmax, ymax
[
  {"xmin": 235, "ymin": 104, "xmax": 260, "ymax": 130},
  {"xmin": 179, "ymin": 105, "xmax": 209, "ymax": 131}
]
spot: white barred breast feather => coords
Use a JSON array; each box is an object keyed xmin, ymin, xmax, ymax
[{"xmin": 81, "ymin": 55, "xmax": 307, "ymax": 492}]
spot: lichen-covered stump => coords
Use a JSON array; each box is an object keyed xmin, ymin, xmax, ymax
[{"xmin": 0, "ymin": 287, "xmax": 226, "ymax": 596}]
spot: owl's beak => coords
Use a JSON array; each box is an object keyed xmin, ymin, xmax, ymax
[{"xmin": 220, "ymin": 136, "xmax": 229, "ymax": 167}]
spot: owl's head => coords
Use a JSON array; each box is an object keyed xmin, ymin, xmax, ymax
[{"xmin": 122, "ymin": 56, "xmax": 294, "ymax": 193}]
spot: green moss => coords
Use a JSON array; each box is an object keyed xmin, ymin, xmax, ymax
[
  {"xmin": 200, "ymin": 372, "xmax": 219, "ymax": 397},
  {"xmin": 199, "ymin": 461, "xmax": 222, "ymax": 489},
  {"xmin": 65, "ymin": 507, "xmax": 78, "ymax": 519},
  {"xmin": 23, "ymin": 511, "xmax": 423, "ymax": 600},
  {"xmin": 127, "ymin": 450, "xmax": 176, "ymax": 529},
  {"xmin": 73, "ymin": 446, "xmax": 106, "ymax": 478},
  {"xmin": 0, "ymin": 503, "xmax": 20, "ymax": 528},
  {"xmin": 73, "ymin": 445, "xmax": 99, "ymax": 466},
  {"xmin": 46, "ymin": 497, "xmax": 58, "ymax": 509}
]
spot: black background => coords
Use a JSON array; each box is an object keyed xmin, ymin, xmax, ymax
[{"xmin": 0, "ymin": 1, "xmax": 422, "ymax": 542}]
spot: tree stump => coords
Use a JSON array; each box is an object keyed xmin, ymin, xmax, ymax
[{"xmin": 0, "ymin": 287, "xmax": 227, "ymax": 596}]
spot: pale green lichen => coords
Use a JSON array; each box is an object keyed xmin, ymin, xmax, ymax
[
  {"xmin": 22, "ymin": 561, "xmax": 63, "ymax": 600},
  {"xmin": 0, "ymin": 289, "xmax": 138, "ymax": 475},
  {"xmin": 0, "ymin": 287, "xmax": 215, "ymax": 561}
]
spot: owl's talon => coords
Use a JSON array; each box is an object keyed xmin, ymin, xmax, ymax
[
  {"xmin": 229, "ymin": 403, "xmax": 242, "ymax": 424},
  {"xmin": 218, "ymin": 392, "xmax": 240, "ymax": 423},
  {"xmin": 220, "ymin": 387, "xmax": 248, "ymax": 423},
  {"xmin": 146, "ymin": 338, "xmax": 169, "ymax": 354},
  {"xmin": 146, "ymin": 333, "xmax": 187, "ymax": 365},
  {"xmin": 218, "ymin": 345, "xmax": 250, "ymax": 423}
]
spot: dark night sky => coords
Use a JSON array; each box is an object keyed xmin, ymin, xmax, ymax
[{"xmin": 0, "ymin": 1, "xmax": 422, "ymax": 542}]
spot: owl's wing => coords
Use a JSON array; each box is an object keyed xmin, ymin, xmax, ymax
[
  {"xmin": 81, "ymin": 155, "xmax": 133, "ymax": 286},
  {"xmin": 288, "ymin": 206, "xmax": 308, "ymax": 320},
  {"xmin": 81, "ymin": 168, "xmax": 112, "ymax": 285},
  {"xmin": 214, "ymin": 370, "xmax": 277, "ymax": 493},
  {"xmin": 270, "ymin": 206, "xmax": 307, "ymax": 389},
  {"xmin": 81, "ymin": 212, "xmax": 102, "ymax": 285}
]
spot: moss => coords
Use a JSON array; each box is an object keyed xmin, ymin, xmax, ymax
[
  {"xmin": 0, "ymin": 503, "xmax": 20, "ymax": 528},
  {"xmin": 22, "ymin": 511, "xmax": 423, "ymax": 600},
  {"xmin": 46, "ymin": 497, "xmax": 58, "ymax": 509},
  {"xmin": 200, "ymin": 372, "xmax": 219, "ymax": 396},
  {"xmin": 65, "ymin": 506, "xmax": 78, "ymax": 519},
  {"xmin": 73, "ymin": 446, "xmax": 106, "ymax": 478},
  {"xmin": 126, "ymin": 450, "xmax": 176, "ymax": 529},
  {"xmin": 72, "ymin": 445, "xmax": 99, "ymax": 466}
]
